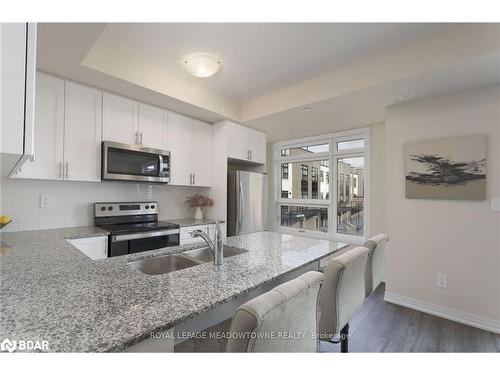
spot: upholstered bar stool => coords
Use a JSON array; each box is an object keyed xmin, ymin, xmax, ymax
[
  {"xmin": 226, "ymin": 271, "xmax": 324, "ymax": 352},
  {"xmin": 318, "ymin": 246, "xmax": 369, "ymax": 352},
  {"xmin": 363, "ymin": 234, "xmax": 389, "ymax": 297}
]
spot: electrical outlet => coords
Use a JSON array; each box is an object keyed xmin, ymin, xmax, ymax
[
  {"xmin": 436, "ymin": 273, "xmax": 448, "ymax": 289},
  {"xmin": 491, "ymin": 198, "xmax": 500, "ymax": 212},
  {"xmin": 40, "ymin": 193, "xmax": 52, "ymax": 208}
]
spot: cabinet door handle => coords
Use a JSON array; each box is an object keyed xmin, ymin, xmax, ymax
[
  {"xmin": 59, "ymin": 161, "xmax": 63, "ymax": 179},
  {"xmin": 65, "ymin": 162, "xmax": 69, "ymax": 179},
  {"xmin": 135, "ymin": 131, "xmax": 139, "ymax": 145},
  {"xmin": 193, "ymin": 174, "xmax": 195, "ymax": 185},
  {"xmin": 249, "ymin": 149, "xmax": 252, "ymax": 160},
  {"xmin": 189, "ymin": 173, "xmax": 192, "ymax": 185},
  {"xmin": 140, "ymin": 132, "xmax": 143, "ymax": 145}
]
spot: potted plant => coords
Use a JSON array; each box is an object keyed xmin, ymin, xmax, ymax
[{"xmin": 185, "ymin": 194, "xmax": 214, "ymax": 220}]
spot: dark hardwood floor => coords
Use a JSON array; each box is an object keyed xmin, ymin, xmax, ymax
[{"xmin": 320, "ymin": 283, "xmax": 500, "ymax": 353}]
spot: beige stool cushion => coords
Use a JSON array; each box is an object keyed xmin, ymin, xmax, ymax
[
  {"xmin": 226, "ymin": 271, "xmax": 324, "ymax": 352},
  {"xmin": 318, "ymin": 246, "xmax": 369, "ymax": 341},
  {"xmin": 364, "ymin": 234, "xmax": 388, "ymax": 297}
]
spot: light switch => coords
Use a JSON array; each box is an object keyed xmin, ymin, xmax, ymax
[{"xmin": 491, "ymin": 198, "xmax": 500, "ymax": 212}]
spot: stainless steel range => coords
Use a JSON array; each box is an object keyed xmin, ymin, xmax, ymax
[{"xmin": 94, "ymin": 201, "xmax": 180, "ymax": 257}]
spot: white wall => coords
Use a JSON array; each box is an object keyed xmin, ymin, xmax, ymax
[
  {"xmin": 0, "ymin": 177, "xmax": 207, "ymax": 232},
  {"xmin": 370, "ymin": 123, "xmax": 386, "ymax": 236},
  {"xmin": 385, "ymin": 85, "xmax": 500, "ymax": 326}
]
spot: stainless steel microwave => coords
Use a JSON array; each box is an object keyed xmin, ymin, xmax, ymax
[{"xmin": 101, "ymin": 141, "xmax": 170, "ymax": 183}]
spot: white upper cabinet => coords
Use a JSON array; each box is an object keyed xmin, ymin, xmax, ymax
[
  {"xmin": 102, "ymin": 93, "xmax": 139, "ymax": 145},
  {"xmin": 138, "ymin": 103, "xmax": 167, "ymax": 150},
  {"xmin": 103, "ymin": 94, "xmax": 168, "ymax": 150},
  {"xmin": 64, "ymin": 81, "xmax": 102, "ymax": 182},
  {"xmin": 16, "ymin": 73, "xmax": 64, "ymax": 180},
  {"xmin": 249, "ymin": 129, "xmax": 267, "ymax": 164},
  {"xmin": 1, "ymin": 23, "xmax": 36, "ymax": 177},
  {"xmin": 168, "ymin": 112, "xmax": 193, "ymax": 186},
  {"xmin": 14, "ymin": 74, "xmax": 213, "ymax": 185},
  {"xmin": 192, "ymin": 120, "xmax": 212, "ymax": 187},
  {"xmin": 227, "ymin": 122, "xmax": 250, "ymax": 161},
  {"xmin": 226, "ymin": 121, "xmax": 266, "ymax": 163},
  {"xmin": 17, "ymin": 74, "xmax": 103, "ymax": 182},
  {"xmin": 168, "ymin": 113, "xmax": 213, "ymax": 187}
]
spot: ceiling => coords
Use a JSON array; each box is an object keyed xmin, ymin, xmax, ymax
[
  {"xmin": 247, "ymin": 53, "xmax": 500, "ymax": 141},
  {"xmin": 91, "ymin": 23, "xmax": 450, "ymax": 101},
  {"xmin": 36, "ymin": 23, "xmax": 500, "ymax": 142}
]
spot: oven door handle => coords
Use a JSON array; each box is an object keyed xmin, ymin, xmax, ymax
[{"xmin": 111, "ymin": 229, "xmax": 180, "ymax": 242}]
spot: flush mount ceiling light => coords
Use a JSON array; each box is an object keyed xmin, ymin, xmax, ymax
[
  {"xmin": 397, "ymin": 92, "xmax": 416, "ymax": 101},
  {"xmin": 303, "ymin": 107, "xmax": 312, "ymax": 112},
  {"xmin": 184, "ymin": 53, "xmax": 222, "ymax": 78}
]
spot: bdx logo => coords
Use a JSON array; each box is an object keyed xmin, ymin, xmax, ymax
[
  {"xmin": 1, "ymin": 338, "xmax": 49, "ymax": 352},
  {"xmin": 1, "ymin": 338, "xmax": 16, "ymax": 352}
]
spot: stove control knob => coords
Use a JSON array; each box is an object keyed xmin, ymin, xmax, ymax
[
  {"xmin": 108, "ymin": 206, "xmax": 113, "ymax": 211},
  {"xmin": 150, "ymin": 205, "xmax": 155, "ymax": 209},
  {"xmin": 100, "ymin": 207, "xmax": 106, "ymax": 211},
  {"xmin": 145, "ymin": 205, "xmax": 150, "ymax": 209}
]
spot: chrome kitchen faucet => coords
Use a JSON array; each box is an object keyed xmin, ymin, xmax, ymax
[{"xmin": 191, "ymin": 220, "xmax": 224, "ymax": 265}]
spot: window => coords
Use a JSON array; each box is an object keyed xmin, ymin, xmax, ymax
[
  {"xmin": 339, "ymin": 173, "xmax": 345, "ymax": 202},
  {"xmin": 337, "ymin": 139, "xmax": 365, "ymax": 150},
  {"xmin": 311, "ymin": 167, "xmax": 318, "ymax": 199},
  {"xmin": 280, "ymin": 160, "xmax": 328, "ymax": 200},
  {"xmin": 300, "ymin": 164, "xmax": 308, "ymax": 198},
  {"xmin": 337, "ymin": 157, "xmax": 365, "ymax": 236},
  {"xmin": 311, "ymin": 167, "xmax": 318, "ymax": 181},
  {"xmin": 280, "ymin": 143, "xmax": 329, "ymax": 157},
  {"xmin": 275, "ymin": 129, "xmax": 369, "ymax": 240},
  {"xmin": 280, "ymin": 205, "xmax": 328, "ymax": 233},
  {"xmin": 301, "ymin": 164, "xmax": 308, "ymax": 179},
  {"xmin": 281, "ymin": 163, "xmax": 289, "ymax": 179}
]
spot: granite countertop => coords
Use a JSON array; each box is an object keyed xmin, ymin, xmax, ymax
[
  {"xmin": 0, "ymin": 226, "xmax": 347, "ymax": 352},
  {"xmin": 165, "ymin": 218, "xmax": 225, "ymax": 227}
]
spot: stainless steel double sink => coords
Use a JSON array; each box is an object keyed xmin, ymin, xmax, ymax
[{"xmin": 129, "ymin": 246, "xmax": 247, "ymax": 275}]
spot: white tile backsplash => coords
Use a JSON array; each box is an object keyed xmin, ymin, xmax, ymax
[{"xmin": 0, "ymin": 177, "xmax": 208, "ymax": 232}]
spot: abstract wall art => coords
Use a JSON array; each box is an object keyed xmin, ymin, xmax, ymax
[{"xmin": 405, "ymin": 135, "xmax": 486, "ymax": 200}]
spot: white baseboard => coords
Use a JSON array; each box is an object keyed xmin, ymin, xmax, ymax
[{"xmin": 384, "ymin": 292, "xmax": 500, "ymax": 334}]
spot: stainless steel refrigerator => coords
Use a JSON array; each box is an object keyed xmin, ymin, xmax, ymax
[{"xmin": 227, "ymin": 171, "xmax": 268, "ymax": 236}]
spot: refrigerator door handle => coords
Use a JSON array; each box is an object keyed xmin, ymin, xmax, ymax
[{"xmin": 237, "ymin": 180, "xmax": 244, "ymax": 235}]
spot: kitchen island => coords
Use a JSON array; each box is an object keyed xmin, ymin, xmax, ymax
[{"xmin": 0, "ymin": 228, "xmax": 347, "ymax": 352}]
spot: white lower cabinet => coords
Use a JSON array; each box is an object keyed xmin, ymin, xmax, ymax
[
  {"xmin": 67, "ymin": 236, "xmax": 108, "ymax": 260},
  {"xmin": 179, "ymin": 223, "xmax": 226, "ymax": 246}
]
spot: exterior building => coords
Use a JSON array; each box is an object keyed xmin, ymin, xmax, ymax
[{"xmin": 280, "ymin": 148, "xmax": 365, "ymax": 234}]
